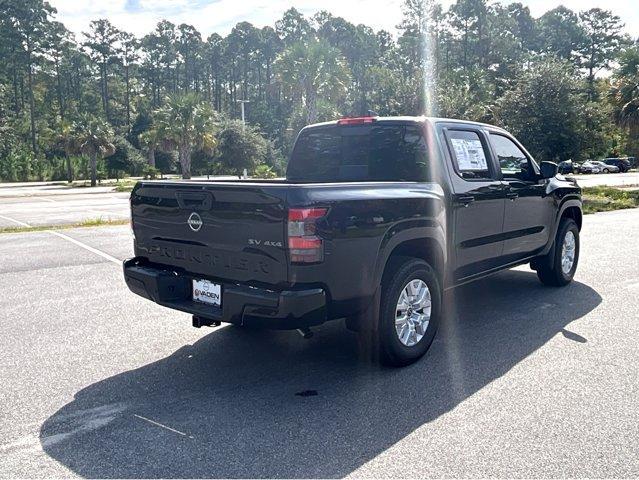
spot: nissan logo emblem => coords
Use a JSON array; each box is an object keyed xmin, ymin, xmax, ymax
[{"xmin": 187, "ymin": 212, "xmax": 203, "ymax": 232}]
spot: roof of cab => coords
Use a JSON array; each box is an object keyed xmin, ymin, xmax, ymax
[{"xmin": 302, "ymin": 116, "xmax": 507, "ymax": 133}]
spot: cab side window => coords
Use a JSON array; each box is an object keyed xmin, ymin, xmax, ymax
[
  {"xmin": 490, "ymin": 134, "xmax": 535, "ymax": 181},
  {"xmin": 447, "ymin": 130, "xmax": 493, "ymax": 180}
]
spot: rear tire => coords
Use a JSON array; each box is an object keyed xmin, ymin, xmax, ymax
[
  {"xmin": 535, "ymin": 218, "xmax": 579, "ymax": 287},
  {"xmin": 375, "ymin": 257, "xmax": 441, "ymax": 367},
  {"xmin": 603, "ymin": 168, "xmax": 610, "ymax": 173}
]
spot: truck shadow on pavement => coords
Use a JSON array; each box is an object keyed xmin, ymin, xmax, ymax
[{"xmin": 40, "ymin": 270, "xmax": 601, "ymax": 478}]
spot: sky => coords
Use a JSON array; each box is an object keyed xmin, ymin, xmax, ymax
[{"xmin": 48, "ymin": 0, "xmax": 639, "ymax": 40}]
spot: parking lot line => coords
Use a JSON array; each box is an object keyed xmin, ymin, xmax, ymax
[
  {"xmin": 0, "ymin": 214, "xmax": 31, "ymax": 227},
  {"xmin": 1, "ymin": 210, "xmax": 124, "ymax": 264},
  {"xmin": 0, "ymin": 208, "xmax": 122, "ymax": 265},
  {"xmin": 48, "ymin": 231, "xmax": 121, "ymax": 265}
]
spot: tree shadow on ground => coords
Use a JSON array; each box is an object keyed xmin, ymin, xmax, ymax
[{"xmin": 40, "ymin": 270, "xmax": 601, "ymax": 478}]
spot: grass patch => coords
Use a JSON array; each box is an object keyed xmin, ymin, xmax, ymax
[
  {"xmin": 61, "ymin": 178, "xmax": 140, "ymax": 191},
  {"xmin": 114, "ymin": 182, "xmax": 136, "ymax": 192},
  {"xmin": 79, "ymin": 217, "xmax": 125, "ymax": 227},
  {"xmin": 0, "ymin": 218, "xmax": 129, "ymax": 234},
  {"xmin": 582, "ymin": 186, "xmax": 639, "ymax": 214}
]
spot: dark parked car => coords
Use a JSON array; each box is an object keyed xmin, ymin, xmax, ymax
[
  {"xmin": 124, "ymin": 116, "xmax": 583, "ymax": 367},
  {"xmin": 558, "ymin": 160, "xmax": 575, "ymax": 174},
  {"xmin": 604, "ymin": 158, "xmax": 631, "ymax": 173}
]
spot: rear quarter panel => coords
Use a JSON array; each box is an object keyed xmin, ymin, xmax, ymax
[{"xmin": 287, "ymin": 182, "xmax": 446, "ymax": 319}]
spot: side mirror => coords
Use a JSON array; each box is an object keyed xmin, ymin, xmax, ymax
[{"xmin": 540, "ymin": 161, "xmax": 558, "ymax": 179}]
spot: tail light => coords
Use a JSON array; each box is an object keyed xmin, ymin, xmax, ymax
[
  {"xmin": 337, "ymin": 116, "xmax": 376, "ymax": 126},
  {"xmin": 288, "ymin": 208, "xmax": 328, "ymax": 264}
]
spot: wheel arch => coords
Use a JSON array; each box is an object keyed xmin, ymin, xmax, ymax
[
  {"xmin": 540, "ymin": 199, "xmax": 582, "ymax": 259},
  {"xmin": 560, "ymin": 203, "xmax": 582, "ymax": 231},
  {"xmin": 378, "ymin": 236, "xmax": 446, "ymax": 288}
]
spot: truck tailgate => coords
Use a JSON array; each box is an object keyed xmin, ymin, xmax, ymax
[{"xmin": 131, "ymin": 182, "xmax": 289, "ymax": 287}]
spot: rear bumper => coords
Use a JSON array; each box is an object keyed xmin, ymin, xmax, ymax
[{"xmin": 123, "ymin": 257, "xmax": 327, "ymax": 329}]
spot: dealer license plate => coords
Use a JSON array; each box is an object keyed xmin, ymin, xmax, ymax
[{"xmin": 192, "ymin": 279, "xmax": 221, "ymax": 307}]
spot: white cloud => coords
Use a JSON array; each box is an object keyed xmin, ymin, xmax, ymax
[{"xmin": 48, "ymin": 0, "xmax": 639, "ymax": 39}]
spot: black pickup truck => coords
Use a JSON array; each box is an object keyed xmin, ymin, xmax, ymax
[{"xmin": 124, "ymin": 116, "xmax": 582, "ymax": 366}]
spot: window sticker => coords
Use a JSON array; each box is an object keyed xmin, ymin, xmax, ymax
[{"xmin": 451, "ymin": 138, "xmax": 488, "ymax": 171}]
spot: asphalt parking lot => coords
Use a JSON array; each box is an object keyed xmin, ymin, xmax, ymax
[
  {"xmin": 573, "ymin": 170, "xmax": 639, "ymax": 188},
  {"xmin": 0, "ymin": 192, "xmax": 130, "ymax": 228},
  {"xmin": 0, "ymin": 207, "xmax": 638, "ymax": 477}
]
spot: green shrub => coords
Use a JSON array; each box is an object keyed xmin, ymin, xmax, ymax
[
  {"xmin": 105, "ymin": 136, "xmax": 145, "ymax": 178},
  {"xmin": 215, "ymin": 120, "xmax": 267, "ymax": 175},
  {"xmin": 253, "ymin": 164, "xmax": 277, "ymax": 179},
  {"xmin": 154, "ymin": 150, "xmax": 177, "ymax": 174},
  {"xmin": 0, "ymin": 149, "xmax": 46, "ymax": 182},
  {"xmin": 142, "ymin": 164, "xmax": 161, "ymax": 179}
]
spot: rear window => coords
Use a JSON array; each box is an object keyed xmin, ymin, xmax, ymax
[{"xmin": 287, "ymin": 124, "xmax": 430, "ymax": 182}]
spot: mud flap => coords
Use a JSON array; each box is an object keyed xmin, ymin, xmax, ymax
[{"xmin": 351, "ymin": 287, "xmax": 381, "ymax": 363}]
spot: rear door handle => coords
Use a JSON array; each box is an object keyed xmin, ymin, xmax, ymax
[{"xmin": 456, "ymin": 196, "xmax": 475, "ymax": 207}]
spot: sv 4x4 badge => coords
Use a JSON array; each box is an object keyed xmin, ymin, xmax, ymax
[{"xmin": 248, "ymin": 239, "xmax": 283, "ymax": 247}]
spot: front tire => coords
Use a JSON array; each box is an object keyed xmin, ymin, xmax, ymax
[
  {"xmin": 376, "ymin": 257, "xmax": 441, "ymax": 367},
  {"xmin": 603, "ymin": 168, "xmax": 610, "ymax": 173},
  {"xmin": 535, "ymin": 219, "xmax": 580, "ymax": 287}
]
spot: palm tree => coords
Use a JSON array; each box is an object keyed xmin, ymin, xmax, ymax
[
  {"xmin": 139, "ymin": 127, "xmax": 161, "ymax": 168},
  {"xmin": 152, "ymin": 93, "xmax": 217, "ymax": 179},
  {"xmin": 72, "ymin": 115, "xmax": 116, "ymax": 187},
  {"xmin": 55, "ymin": 121, "xmax": 77, "ymax": 183},
  {"xmin": 275, "ymin": 39, "xmax": 351, "ymax": 124}
]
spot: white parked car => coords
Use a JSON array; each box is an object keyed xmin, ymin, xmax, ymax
[
  {"xmin": 579, "ymin": 161, "xmax": 601, "ymax": 174},
  {"xmin": 591, "ymin": 161, "xmax": 620, "ymax": 173}
]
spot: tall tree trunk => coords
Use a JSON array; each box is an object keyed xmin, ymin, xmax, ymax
[
  {"xmin": 266, "ymin": 59, "xmax": 271, "ymax": 85},
  {"xmin": 12, "ymin": 68, "xmax": 19, "ymax": 114},
  {"xmin": 148, "ymin": 148, "xmax": 156, "ymax": 168},
  {"xmin": 205, "ymin": 64, "xmax": 211, "ymax": 102},
  {"xmin": 588, "ymin": 48, "xmax": 596, "ymax": 101},
  {"xmin": 463, "ymin": 22, "xmax": 468, "ymax": 70},
  {"xmin": 125, "ymin": 63, "xmax": 131, "ymax": 130},
  {"xmin": 55, "ymin": 60, "xmax": 64, "ymax": 120},
  {"xmin": 179, "ymin": 144, "xmax": 191, "ymax": 179},
  {"xmin": 75, "ymin": 64, "xmax": 83, "ymax": 108},
  {"xmin": 90, "ymin": 152, "xmax": 98, "ymax": 187},
  {"xmin": 20, "ymin": 74, "xmax": 25, "ymax": 110},
  {"xmin": 215, "ymin": 75, "xmax": 221, "ymax": 111},
  {"xmin": 629, "ymin": 122, "xmax": 639, "ymax": 159},
  {"xmin": 100, "ymin": 64, "xmax": 107, "ymax": 115},
  {"xmin": 27, "ymin": 49, "xmax": 37, "ymax": 156},
  {"xmin": 12, "ymin": 45, "xmax": 19, "ymax": 114},
  {"xmin": 306, "ymin": 86, "xmax": 318, "ymax": 124},
  {"xmin": 478, "ymin": 13, "xmax": 484, "ymax": 67},
  {"xmin": 243, "ymin": 55, "xmax": 249, "ymax": 100},
  {"xmin": 66, "ymin": 154, "xmax": 73, "ymax": 183},
  {"xmin": 103, "ymin": 62, "xmax": 110, "ymax": 120}
]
